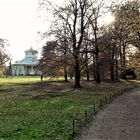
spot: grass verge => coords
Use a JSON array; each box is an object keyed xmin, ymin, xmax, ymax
[{"xmin": 0, "ymin": 77, "xmax": 139, "ymax": 140}]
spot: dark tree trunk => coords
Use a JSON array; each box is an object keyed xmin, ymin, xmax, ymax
[
  {"xmin": 110, "ymin": 46, "xmax": 115, "ymax": 82},
  {"xmin": 74, "ymin": 56, "xmax": 81, "ymax": 88},
  {"xmin": 64, "ymin": 67, "xmax": 68, "ymax": 82},
  {"xmin": 93, "ymin": 54, "xmax": 96, "ymax": 81},
  {"xmin": 85, "ymin": 47, "xmax": 89, "ymax": 81},
  {"xmin": 120, "ymin": 46, "xmax": 123, "ymax": 67},
  {"xmin": 115, "ymin": 59, "xmax": 119, "ymax": 81},
  {"xmin": 9, "ymin": 60, "xmax": 12, "ymax": 76},
  {"xmin": 95, "ymin": 57, "xmax": 101, "ymax": 83},
  {"xmin": 122, "ymin": 44, "xmax": 126, "ymax": 67},
  {"xmin": 111, "ymin": 64, "xmax": 114, "ymax": 81},
  {"xmin": 94, "ymin": 37, "xmax": 101, "ymax": 83},
  {"xmin": 86, "ymin": 66, "xmax": 90, "ymax": 81},
  {"xmin": 114, "ymin": 45, "xmax": 119, "ymax": 81},
  {"xmin": 93, "ymin": 19, "xmax": 101, "ymax": 84},
  {"xmin": 70, "ymin": 75, "xmax": 73, "ymax": 80},
  {"xmin": 70, "ymin": 68, "xmax": 74, "ymax": 80}
]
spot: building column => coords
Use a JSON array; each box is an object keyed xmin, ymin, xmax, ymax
[
  {"xmin": 29, "ymin": 66, "xmax": 34, "ymax": 75},
  {"xmin": 25, "ymin": 66, "xmax": 27, "ymax": 75},
  {"xmin": 31, "ymin": 66, "xmax": 33, "ymax": 72}
]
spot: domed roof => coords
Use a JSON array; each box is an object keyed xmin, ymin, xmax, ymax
[
  {"xmin": 13, "ymin": 47, "xmax": 39, "ymax": 66},
  {"xmin": 25, "ymin": 47, "xmax": 38, "ymax": 54}
]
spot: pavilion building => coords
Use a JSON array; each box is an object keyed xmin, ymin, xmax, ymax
[{"xmin": 12, "ymin": 48, "xmax": 42, "ymax": 76}]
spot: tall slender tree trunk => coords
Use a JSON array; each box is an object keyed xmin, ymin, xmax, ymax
[
  {"xmin": 93, "ymin": 54, "xmax": 96, "ymax": 81},
  {"xmin": 73, "ymin": 39, "xmax": 81, "ymax": 88},
  {"xmin": 85, "ymin": 47, "xmax": 89, "ymax": 81},
  {"xmin": 110, "ymin": 46, "xmax": 115, "ymax": 81},
  {"xmin": 110, "ymin": 64, "xmax": 114, "ymax": 81},
  {"xmin": 64, "ymin": 67, "xmax": 68, "ymax": 82},
  {"xmin": 114, "ymin": 45, "xmax": 119, "ymax": 81},
  {"xmin": 115, "ymin": 59, "xmax": 119, "ymax": 81},
  {"xmin": 94, "ymin": 28, "xmax": 101, "ymax": 83},
  {"xmin": 95, "ymin": 55, "xmax": 101, "ymax": 83},
  {"xmin": 74, "ymin": 56, "xmax": 81, "ymax": 88},
  {"xmin": 86, "ymin": 64, "xmax": 89, "ymax": 81},
  {"xmin": 122, "ymin": 44, "xmax": 126, "ymax": 67},
  {"xmin": 120, "ymin": 46, "xmax": 123, "ymax": 67}
]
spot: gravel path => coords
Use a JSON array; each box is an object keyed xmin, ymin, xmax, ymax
[{"xmin": 77, "ymin": 88, "xmax": 140, "ymax": 140}]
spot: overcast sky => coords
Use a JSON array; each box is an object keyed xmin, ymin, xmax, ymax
[{"xmin": 0, "ymin": 0, "xmax": 114, "ymax": 63}]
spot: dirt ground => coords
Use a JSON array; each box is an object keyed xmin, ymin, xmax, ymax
[{"xmin": 77, "ymin": 88, "xmax": 140, "ymax": 140}]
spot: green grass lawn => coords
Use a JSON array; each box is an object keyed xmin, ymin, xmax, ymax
[{"xmin": 0, "ymin": 77, "xmax": 139, "ymax": 140}]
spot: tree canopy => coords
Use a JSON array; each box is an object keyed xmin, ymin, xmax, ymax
[
  {"xmin": 39, "ymin": 0, "xmax": 140, "ymax": 87},
  {"xmin": 0, "ymin": 38, "xmax": 9, "ymax": 66}
]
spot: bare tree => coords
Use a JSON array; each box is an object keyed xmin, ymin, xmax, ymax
[
  {"xmin": 40, "ymin": 0, "xmax": 96, "ymax": 88},
  {"xmin": 88, "ymin": 0, "xmax": 105, "ymax": 83}
]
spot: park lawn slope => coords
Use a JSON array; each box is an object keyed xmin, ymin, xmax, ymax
[
  {"xmin": 0, "ymin": 93, "xmax": 105, "ymax": 140},
  {"xmin": 0, "ymin": 77, "xmax": 139, "ymax": 140}
]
